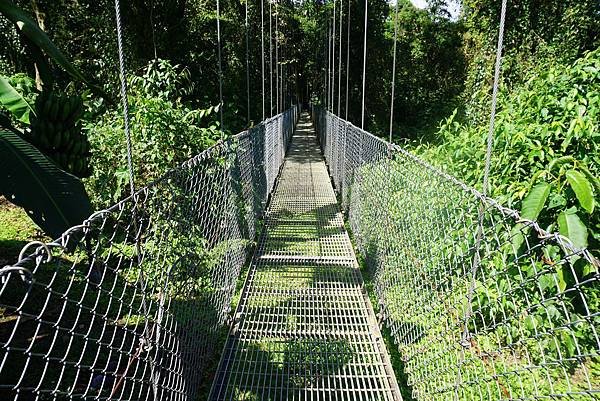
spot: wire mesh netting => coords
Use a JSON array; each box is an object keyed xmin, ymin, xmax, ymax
[
  {"xmin": 209, "ymin": 115, "xmax": 402, "ymax": 400},
  {"xmin": 313, "ymin": 107, "xmax": 600, "ymax": 401},
  {"xmin": 0, "ymin": 107, "xmax": 298, "ymax": 401}
]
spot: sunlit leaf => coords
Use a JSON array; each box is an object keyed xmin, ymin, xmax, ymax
[
  {"xmin": 557, "ymin": 209, "xmax": 588, "ymax": 249},
  {"xmin": 566, "ymin": 169, "xmax": 595, "ymax": 213},
  {"xmin": 521, "ymin": 182, "xmax": 551, "ymax": 220},
  {"xmin": 0, "ymin": 75, "xmax": 35, "ymax": 124}
]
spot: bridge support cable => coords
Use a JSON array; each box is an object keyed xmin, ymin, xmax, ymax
[
  {"xmin": 269, "ymin": 0, "xmax": 273, "ymax": 116},
  {"xmin": 455, "ymin": 2, "xmax": 509, "ymax": 396},
  {"xmin": 275, "ymin": 0, "xmax": 279, "ymax": 114},
  {"xmin": 245, "ymin": 0, "xmax": 250, "ymax": 125},
  {"xmin": 216, "ymin": 0, "xmax": 224, "ymax": 134},
  {"xmin": 462, "ymin": 0, "xmax": 508, "ymax": 346},
  {"xmin": 345, "ymin": 0, "xmax": 350, "ymax": 120},
  {"xmin": 261, "ymin": 0, "xmax": 265, "ymax": 120},
  {"xmin": 331, "ymin": 0, "xmax": 336, "ymax": 113},
  {"xmin": 112, "ymin": 1, "xmax": 157, "ymax": 398},
  {"xmin": 324, "ymin": 17, "xmax": 328, "ymax": 107},
  {"xmin": 360, "ymin": 0, "xmax": 367, "ymax": 129},
  {"xmin": 388, "ymin": 0, "xmax": 399, "ymax": 144},
  {"xmin": 209, "ymin": 113, "xmax": 403, "ymax": 400},
  {"xmin": 337, "ymin": 0, "xmax": 343, "ymax": 116},
  {"xmin": 327, "ymin": 16, "xmax": 331, "ymax": 111}
]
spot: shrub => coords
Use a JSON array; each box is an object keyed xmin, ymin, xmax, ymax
[
  {"xmin": 417, "ymin": 48, "xmax": 600, "ymax": 259},
  {"xmin": 84, "ymin": 59, "xmax": 222, "ymax": 207}
]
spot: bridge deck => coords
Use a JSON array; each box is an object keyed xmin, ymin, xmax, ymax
[{"xmin": 209, "ymin": 113, "xmax": 402, "ymax": 400}]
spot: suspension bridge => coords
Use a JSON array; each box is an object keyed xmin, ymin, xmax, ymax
[{"xmin": 1, "ymin": 0, "xmax": 599, "ymax": 400}]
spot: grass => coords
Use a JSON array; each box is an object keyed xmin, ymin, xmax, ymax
[
  {"xmin": 342, "ymin": 160, "xmax": 600, "ymax": 401},
  {"xmin": 0, "ymin": 196, "xmax": 47, "ymax": 267},
  {"xmin": 344, "ymin": 217, "xmax": 416, "ymax": 401}
]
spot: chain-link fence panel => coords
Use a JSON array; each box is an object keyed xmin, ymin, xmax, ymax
[
  {"xmin": 314, "ymin": 106, "xmax": 599, "ymax": 401},
  {"xmin": 0, "ymin": 107, "xmax": 298, "ymax": 401}
]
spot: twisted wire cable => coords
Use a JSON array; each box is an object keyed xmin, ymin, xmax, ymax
[
  {"xmin": 245, "ymin": 0, "xmax": 250, "ymax": 124},
  {"xmin": 261, "ymin": 0, "xmax": 265, "ymax": 120},
  {"xmin": 461, "ymin": 0, "xmax": 508, "ymax": 346},
  {"xmin": 337, "ymin": 0, "xmax": 342, "ymax": 115},
  {"xmin": 345, "ymin": 0, "xmax": 350, "ymax": 120},
  {"xmin": 216, "ymin": 0, "xmax": 225, "ymax": 134},
  {"xmin": 388, "ymin": 0, "xmax": 399, "ymax": 143},
  {"xmin": 113, "ymin": 0, "xmax": 135, "ymax": 199},
  {"xmin": 112, "ymin": 0, "xmax": 157, "ymax": 398},
  {"xmin": 360, "ymin": 0, "xmax": 367, "ymax": 129}
]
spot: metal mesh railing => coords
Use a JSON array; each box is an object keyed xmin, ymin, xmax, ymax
[
  {"xmin": 208, "ymin": 116, "xmax": 402, "ymax": 400},
  {"xmin": 0, "ymin": 106, "xmax": 298, "ymax": 401},
  {"xmin": 313, "ymin": 107, "xmax": 600, "ymax": 401}
]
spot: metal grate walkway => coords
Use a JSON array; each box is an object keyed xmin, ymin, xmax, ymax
[{"xmin": 209, "ymin": 114, "xmax": 402, "ymax": 400}]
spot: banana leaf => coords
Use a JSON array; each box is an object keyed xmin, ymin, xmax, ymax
[
  {"xmin": 0, "ymin": 0, "xmax": 110, "ymax": 102},
  {"xmin": 0, "ymin": 75, "xmax": 35, "ymax": 124},
  {"xmin": 0, "ymin": 130, "xmax": 92, "ymax": 238}
]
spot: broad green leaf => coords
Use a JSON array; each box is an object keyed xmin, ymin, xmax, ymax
[
  {"xmin": 582, "ymin": 262, "xmax": 597, "ymax": 277},
  {"xmin": 566, "ymin": 169, "xmax": 595, "ymax": 213},
  {"xmin": 0, "ymin": 75, "xmax": 34, "ymax": 124},
  {"xmin": 0, "ymin": 130, "xmax": 92, "ymax": 238},
  {"xmin": 521, "ymin": 182, "xmax": 551, "ymax": 220},
  {"xmin": 557, "ymin": 210, "xmax": 588, "ymax": 249},
  {"xmin": 578, "ymin": 165, "xmax": 600, "ymax": 197},
  {"xmin": 0, "ymin": 112, "xmax": 21, "ymax": 134},
  {"xmin": 0, "ymin": 0, "xmax": 109, "ymax": 101},
  {"xmin": 556, "ymin": 266, "xmax": 568, "ymax": 292}
]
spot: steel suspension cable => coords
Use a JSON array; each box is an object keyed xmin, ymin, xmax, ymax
[
  {"xmin": 331, "ymin": 0, "xmax": 336, "ymax": 113},
  {"xmin": 327, "ymin": 17, "xmax": 331, "ymax": 110},
  {"xmin": 279, "ymin": 32, "xmax": 287, "ymax": 111},
  {"xmin": 269, "ymin": 0, "xmax": 273, "ymax": 116},
  {"xmin": 275, "ymin": 0, "xmax": 279, "ymax": 113},
  {"xmin": 113, "ymin": 0, "xmax": 135, "ymax": 199},
  {"xmin": 261, "ymin": 0, "xmax": 265, "ymax": 120},
  {"xmin": 388, "ymin": 0, "xmax": 399, "ymax": 143},
  {"xmin": 112, "ymin": 1, "xmax": 156, "ymax": 398},
  {"xmin": 324, "ymin": 18, "xmax": 328, "ymax": 107},
  {"xmin": 461, "ymin": 0, "xmax": 508, "ymax": 347},
  {"xmin": 337, "ymin": 0, "xmax": 342, "ymax": 115},
  {"xmin": 245, "ymin": 0, "xmax": 250, "ymax": 124},
  {"xmin": 360, "ymin": 0, "xmax": 367, "ymax": 129},
  {"xmin": 345, "ymin": 0, "xmax": 350, "ymax": 120},
  {"xmin": 216, "ymin": 0, "xmax": 224, "ymax": 134},
  {"xmin": 281, "ymin": 29, "xmax": 285, "ymax": 110}
]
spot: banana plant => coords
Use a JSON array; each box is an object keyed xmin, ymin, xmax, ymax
[
  {"xmin": 0, "ymin": 1, "xmax": 101, "ymax": 237},
  {"xmin": 0, "ymin": 0, "xmax": 109, "ymax": 100},
  {"xmin": 0, "ymin": 75, "xmax": 35, "ymax": 124},
  {"xmin": 0, "ymin": 129, "xmax": 92, "ymax": 238}
]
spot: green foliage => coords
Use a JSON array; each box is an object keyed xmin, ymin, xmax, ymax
[
  {"xmin": 0, "ymin": 0, "xmax": 107, "ymax": 99},
  {"xmin": 520, "ymin": 182, "xmax": 550, "ymax": 220},
  {"xmin": 353, "ymin": 152, "xmax": 599, "ymax": 400},
  {"xmin": 461, "ymin": 0, "xmax": 600, "ymax": 123},
  {"xmin": 85, "ymin": 59, "xmax": 223, "ymax": 207},
  {"xmin": 131, "ymin": 58, "xmax": 194, "ymax": 101},
  {"xmin": 384, "ymin": 0, "xmax": 465, "ymax": 136},
  {"xmin": 418, "ymin": 49, "xmax": 600, "ymax": 257},
  {"xmin": 0, "ymin": 74, "xmax": 35, "ymax": 124},
  {"xmin": 0, "ymin": 129, "xmax": 92, "ymax": 238},
  {"xmin": 558, "ymin": 209, "xmax": 588, "ymax": 249},
  {"xmin": 566, "ymin": 169, "xmax": 595, "ymax": 214}
]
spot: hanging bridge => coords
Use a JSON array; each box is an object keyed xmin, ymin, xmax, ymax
[
  {"xmin": 1, "ymin": 0, "xmax": 599, "ymax": 399},
  {"xmin": 1, "ymin": 106, "xmax": 598, "ymax": 401},
  {"xmin": 209, "ymin": 114, "xmax": 401, "ymax": 400}
]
